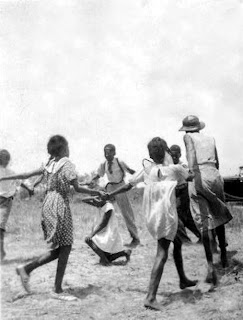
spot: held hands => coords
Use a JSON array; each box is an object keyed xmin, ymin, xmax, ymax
[
  {"xmin": 187, "ymin": 171, "xmax": 195, "ymax": 182},
  {"xmin": 98, "ymin": 191, "xmax": 109, "ymax": 200},
  {"xmin": 85, "ymin": 236, "xmax": 92, "ymax": 243}
]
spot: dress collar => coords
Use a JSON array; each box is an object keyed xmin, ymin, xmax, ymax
[{"xmin": 45, "ymin": 157, "xmax": 69, "ymax": 173}]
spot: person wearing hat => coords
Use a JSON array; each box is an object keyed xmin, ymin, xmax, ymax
[
  {"xmin": 179, "ymin": 115, "xmax": 232, "ymax": 286},
  {"xmin": 170, "ymin": 144, "xmax": 202, "ymax": 244}
]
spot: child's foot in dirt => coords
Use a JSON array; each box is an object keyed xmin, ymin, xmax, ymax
[
  {"xmin": 99, "ymin": 258, "xmax": 111, "ymax": 266},
  {"xmin": 144, "ymin": 298, "xmax": 163, "ymax": 311},
  {"xmin": 180, "ymin": 278, "xmax": 198, "ymax": 289},
  {"xmin": 205, "ymin": 269, "xmax": 218, "ymax": 286},
  {"xmin": 125, "ymin": 249, "xmax": 132, "ymax": 263},
  {"xmin": 16, "ymin": 265, "xmax": 31, "ymax": 293}
]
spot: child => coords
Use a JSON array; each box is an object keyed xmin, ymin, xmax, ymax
[
  {"xmin": 89, "ymin": 144, "xmax": 140, "ymax": 248},
  {"xmin": 170, "ymin": 144, "xmax": 202, "ymax": 244},
  {"xmin": 106, "ymin": 137, "xmax": 197, "ymax": 311},
  {"xmin": 0, "ymin": 135, "xmax": 104, "ymax": 300},
  {"xmin": 0, "ymin": 149, "xmax": 32, "ymax": 261},
  {"xmin": 83, "ymin": 195, "xmax": 131, "ymax": 266}
]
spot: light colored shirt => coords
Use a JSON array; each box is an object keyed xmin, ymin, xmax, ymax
[
  {"xmin": 97, "ymin": 158, "xmax": 131, "ymax": 183},
  {"xmin": 185, "ymin": 132, "xmax": 217, "ymax": 166},
  {"xmin": 0, "ymin": 166, "xmax": 20, "ymax": 198}
]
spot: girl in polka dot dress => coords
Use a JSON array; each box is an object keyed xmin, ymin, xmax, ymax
[{"xmin": 0, "ymin": 135, "xmax": 104, "ymax": 300}]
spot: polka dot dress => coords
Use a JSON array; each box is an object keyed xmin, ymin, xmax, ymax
[{"xmin": 41, "ymin": 160, "xmax": 77, "ymax": 247}]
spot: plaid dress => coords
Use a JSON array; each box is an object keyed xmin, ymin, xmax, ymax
[{"xmin": 41, "ymin": 158, "xmax": 77, "ymax": 248}]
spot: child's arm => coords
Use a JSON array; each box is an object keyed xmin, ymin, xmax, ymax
[
  {"xmin": 20, "ymin": 182, "xmax": 35, "ymax": 197},
  {"xmin": 0, "ymin": 168, "xmax": 43, "ymax": 181},
  {"xmin": 71, "ymin": 178, "xmax": 105, "ymax": 197},
  {"xmin": 86, "ymin": 210, "xmax": 112, "ymax": 240},
  {"xmin": 108, "ymin": 183, "xmax": 133, "ymax": 198}
]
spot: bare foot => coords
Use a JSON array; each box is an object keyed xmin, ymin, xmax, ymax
[
  {"xmin": 205, "ymin": 269, "xmax": 218, "ymax": 286},
  {"xmin": 99, "ymin": 258, "xmax": 111, "ymax": 266},
  {"xmin": 55, "ymin": 288, "xmax": 63, "ymax": 294},
  {"xmin": 144, "ymin": 298, "xmax": 163, "ymax": 311},
  {"xmin": 180, "ymin": 278, "xmax": 198, "ymax": 289},
  {"xmin": 124, "ymin": 239, "xmax": 140, "ymax": 248},
  {"xmin": 125, "ymin": 249, "xmax": 132, "ymax": 263},
  {"xmin": 16, "ymin": 265, "xmax": 31, "ymax": 293}
]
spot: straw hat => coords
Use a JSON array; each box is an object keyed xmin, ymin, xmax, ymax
[{"xmin": 179, "ymin": 115, "xmax": 205, "ymax": 132}]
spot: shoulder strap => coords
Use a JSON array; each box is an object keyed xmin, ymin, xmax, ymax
[{"xmin": 116, "ymin": 158, "xmax": 125, "ymax": 180}]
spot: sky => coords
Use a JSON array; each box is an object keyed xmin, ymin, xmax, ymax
[{"xmin": 0, "ymin": 0, "xmax": 243, "ymax": 177}]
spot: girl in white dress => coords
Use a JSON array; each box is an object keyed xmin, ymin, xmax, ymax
[
  {"xmin": 107, "ymin": 137, "xmax": 197, "ymax": 310},
  {"xmin": 84, "ymin": 197, "xmax": 131, "ymax": 266}
]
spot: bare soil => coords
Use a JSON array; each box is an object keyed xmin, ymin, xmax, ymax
[{"xmin": 1, "ymin": 198, "xmax": 243, "ymax": 320}]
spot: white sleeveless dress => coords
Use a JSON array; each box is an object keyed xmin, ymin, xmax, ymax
[{"xmin": 130, "ymin": 161, "xmax": 188, "ymax": 241}]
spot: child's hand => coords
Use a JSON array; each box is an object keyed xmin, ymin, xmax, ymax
[
  {"xmin": 98, "ymin": 191, "xmax": 108, "ymax": 200},
  {"xmin": 85, "ymin": 236, "xmax": 92, "ymax": 243},
  {"xmin": 187, "ymin": 171, "xmax": 195, "ymax": 181}
]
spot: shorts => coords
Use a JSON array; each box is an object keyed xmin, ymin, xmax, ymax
[{"xmin": 0, "ymin": 196, "xmax": 13, "ymax": 230}]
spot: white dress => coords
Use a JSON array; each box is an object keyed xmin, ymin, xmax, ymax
[
  {"xmin": 130, "ymin": 161, "xmax": 188, "ymax": 241},
  {"xmin": 92, "ymin": 202, "xmax": 124, "ymax": 253}
]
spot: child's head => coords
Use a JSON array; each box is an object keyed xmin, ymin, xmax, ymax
[
  {"xmin": 147, "ymin": 137, "xmax": 167, "ymax": 164},
  {"xmin": 47, "ymin": 135, "xmax": 69, "ymax": 158},
  {"xmin": 0, "ymin": 149, "xmax": 11, "ymax": 167},
  {"xmin": 170, "ymin": 145, "xmax": 181, "ymax": 164},
  {"xmin": 104, "ymin": 144, "xmax": 116, "ymax": 162}
]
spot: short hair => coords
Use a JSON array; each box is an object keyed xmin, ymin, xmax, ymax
[
  {"xmin": 0, "ymin": 149, "xmax": 11, "ymax": 166},
  {"xmin": 104, "ymin": 144, "xmax": 116, "ymax": 151},
  {"xmin": 147, "ymin": 137, "xmax": 167, "ymax": 163},
  {"xmin": 47, "ymin": 135, "xmax": 68, "ymax": 157},
  {"xmin": 170, "ymin": 145, "xmax": 181, "ymax": 153}
]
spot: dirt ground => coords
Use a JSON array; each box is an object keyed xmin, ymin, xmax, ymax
[{"xmin": 1, "ymin": 198, "xmax": 243, "ymax": 320}]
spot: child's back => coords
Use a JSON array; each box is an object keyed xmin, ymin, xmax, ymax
[
  {"xmin": 131, "ymin": 161, "xmax": 188, "ymax": 241},
  {"xmin": 92, "ymin": 201, "xmax": 124, "ymax": 254}
]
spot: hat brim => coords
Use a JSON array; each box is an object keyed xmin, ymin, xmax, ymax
[{"xmin": 179, "ymin": 121, "xmax": 205, "ymax": 132}]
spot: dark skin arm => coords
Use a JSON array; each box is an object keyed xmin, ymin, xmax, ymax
[
  {"xmin": 0, "ymin": 168, "xmax": 43, "ymax": 181},
  {"xmin": 107, "ymin": 183, "xmax": 133, "ymax": 198},
  {"xmin": 215, "ymin": 147, "xmax": 219, "ymax": 170},
  {"xmin": 71, "ymin": 178, "xmax": 105, "ymax": 196},
  {"xmin": 126, "ymin": 168, "xmax": 135, "ymax": 175},
  {"xmin": 86, "ymin": 210, "xmax": 112, "ymax": 240},
  {"xmin": 20, "ymin": 182, "xmax": 35, "ymax": 197},
  {"xmin": 27, "ymin": 174, "xmax": 45, "ymax": 196}
]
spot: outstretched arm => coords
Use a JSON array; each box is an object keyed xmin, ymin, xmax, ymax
[
  {"xmin": 108, "ymin": 183, "xmax": 133, "ymax": 198},
  {"xmin": 71, "ymin": 179, "xmax": 104, "ymax": 196},
  {"xmin": 0, "ymin": 168, "xmax": 43, "ymax": 181},
  {"xmin": 20, "ymin": 182, "xmax": 35, "ymax": 197},
  {"xmin": 121, "ymin": 161, "xmax": 136, "ymax": 175}
]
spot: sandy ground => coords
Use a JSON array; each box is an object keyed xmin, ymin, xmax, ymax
[{"xmin": 1, "ymin": 224, "xmax": 243, "ymax": 320}]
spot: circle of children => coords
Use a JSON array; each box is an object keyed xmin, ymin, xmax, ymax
[{"xmin": 0, "ymin": 115, "xmax": 232, "ymax": 310}]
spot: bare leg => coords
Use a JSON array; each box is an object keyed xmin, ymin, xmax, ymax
[
  {"xmin": 144, "ymin": 238, "xmax": 170, "ymax": 311},
  {"xmin": 85, "ymin": 238, "xmax": 111, "ymax": 266},
  {"xmin": 0, "ymin": 228, "xmax": 6, "ymax": 261},
  {"xmin": 16, "ymin": 247, "xmax": 61, "ymax": 293},
  {"xmin": 24, "ymin": 248, "xmax": 60, "ymax": 275},
  {"xmin": 215, "ymin": 225, "xmax": 228, "ymax": 268},
  {"xmin": 202, "ymin": 230, "xmax": 217, "ymax": 285},
  {"xmin": 55, "ymin": 245, "xmax": 71, "ymax": 293},
  {"xmin": 173, "ymin": 236, "xmax": 198, "ymax": 289},
  {"xmin": 106, "ymin": 249, "xmax": 132, "ymax": 263}
]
